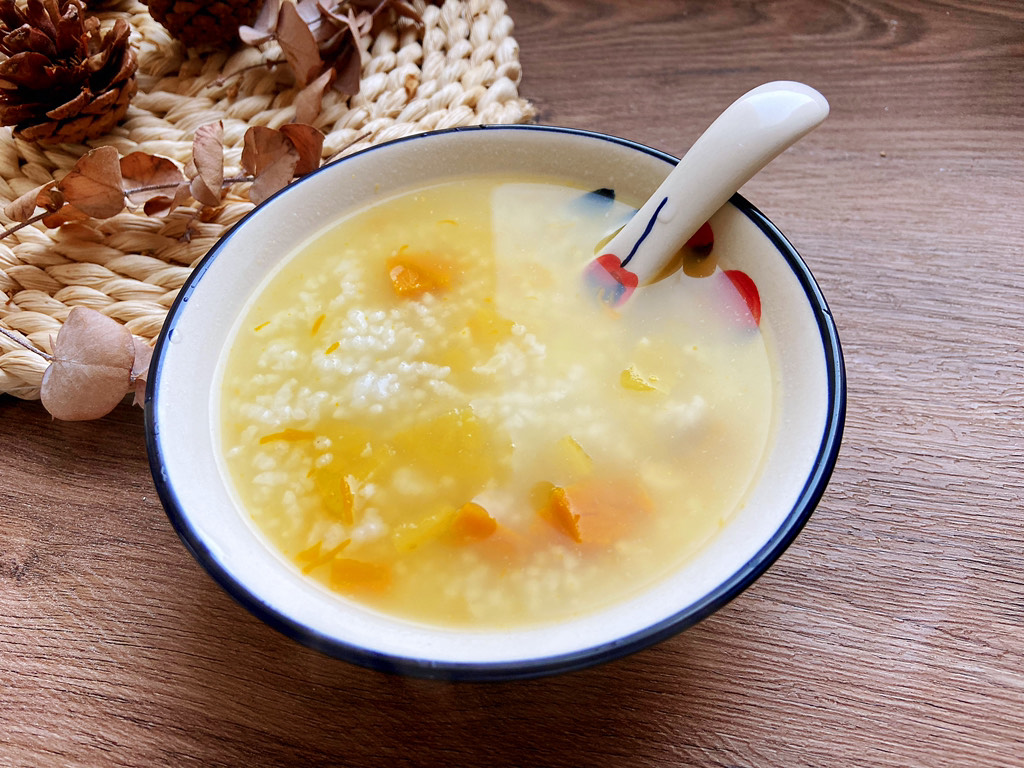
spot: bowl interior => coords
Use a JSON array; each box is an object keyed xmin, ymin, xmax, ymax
[{"xmin": 147, "ymin": 126, "xmax": 844, "ymax": 679}]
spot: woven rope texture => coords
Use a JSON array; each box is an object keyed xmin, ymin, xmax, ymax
[{"xmin": 0, "ymin": 0, "xmax": 534, "ymax": 399}]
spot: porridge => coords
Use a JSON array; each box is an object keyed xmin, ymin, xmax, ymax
[{"xmin": 220, "ymin": 177, "xmax": 773, "ymax": 627}]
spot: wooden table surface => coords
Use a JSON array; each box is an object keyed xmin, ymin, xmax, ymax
[{"xmin": 3, "ymin": 1, "xmax": 1023, "ymax": 765}]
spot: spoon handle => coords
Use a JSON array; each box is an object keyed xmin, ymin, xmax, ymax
[{"xmin": 595, "ymin": 81, "xmax": 829, "ymax": 301}]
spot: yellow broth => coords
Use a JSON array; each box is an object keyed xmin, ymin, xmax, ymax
[{"xmin": 220, "ymin": 178, "xmax": 773, "ymax": 628}]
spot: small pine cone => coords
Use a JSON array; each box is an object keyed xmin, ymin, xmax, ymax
[
  {"xmin": 0, "ymin": 0, "xmax": 138, "ymax": 145},
  {"xmin": 146, "ymin": 0, "xmax": 263, "ymax": 49}
]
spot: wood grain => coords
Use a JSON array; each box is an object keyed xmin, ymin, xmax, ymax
[{"xmin": 3, "ymin": 1, "xmax": 1023, "ymax": 766}]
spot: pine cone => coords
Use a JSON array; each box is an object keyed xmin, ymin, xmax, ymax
[
  {"xmin": 0, "ymin": 0, "xmax": 138, "ymax": 145},
  {"xmin": 146, "ymin": 0, "xmax": 262, "ymax": 49}
]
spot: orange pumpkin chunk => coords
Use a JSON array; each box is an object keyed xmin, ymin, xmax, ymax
[
  {"xmin": 450, "ymin": 502, "xmax": 498, "ymax": 543},
  {"xmin": 566, "ymin": 475, "xmax": 653, "ymax": 547},
  {"xmin": 329, "ymin": 559, "xmax": 392, "ymax": 594},
  {"xmin": 386, "ymin": 252, "xmax": 451, "ymax": 297},
  {"xmin": 535, "ymin": 483, "xmax": 582, "ymax": 543}
]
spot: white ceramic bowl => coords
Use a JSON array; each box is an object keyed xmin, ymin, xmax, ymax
[{"xmin": 145, "ymin": 126, "xmax": 845, "ymax": 680}]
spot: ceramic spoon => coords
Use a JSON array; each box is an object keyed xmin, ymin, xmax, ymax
[{"xmin": 585, "ymin": 81, "xmax": 829, "ymax": 307}]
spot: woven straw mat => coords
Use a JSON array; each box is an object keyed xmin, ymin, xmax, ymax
[{"xmin": 0, "ymin": 0, "xmax": 535, "ymax": 400}]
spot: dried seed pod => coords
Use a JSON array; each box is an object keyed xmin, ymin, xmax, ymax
[
  {"xmin": 145, "ymin": 0, "xmax": 263, "ymax": 48},
  {"xmin": 0, "ymin": 0, "xmax": 138, "ymax": 145}
]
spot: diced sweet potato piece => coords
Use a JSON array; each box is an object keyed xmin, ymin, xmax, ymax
[
  {"xmin": 533, "ymin": 475, "xmax": 652, "ymax": 547},
  {"xmin": 535, "ymin": 483, "xmax": 582, "ymax": 544},
  {"xmin": 329, "ymin": 559, "xmax": 392, "ymax": 594},
  {"xmin": 566, "ymin": 475, "xmax": 653, "ymax": 548},
  {"xmin": 449, "ymin": 501, "xmax": 498, "ymax": 543},
  {"xmin": 386, "ymin": 252, "xmax": 451, "ymax": 297}
]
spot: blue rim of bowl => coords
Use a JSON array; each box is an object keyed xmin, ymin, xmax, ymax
[{"xmin": 145, "ymin": 124, "xmax": 846, "ymax": 682}]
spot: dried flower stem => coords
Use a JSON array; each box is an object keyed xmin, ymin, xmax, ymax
[
  {"xmin": 123, "ymin": 176, "xmax": 255, "ymax": 197},
  {"xmin": 213, "ymin": 59, "xmax": 286, "ymax": 88},
  {"xmin": 0, "ymin": 178, "xmax": 262, "ymax": 243},
  {"xmin": 0, "ymin": 325, "xmax": 53, "ymax": 360},
  {"xmin": 0, "ymin": 211, "xmax": 51, "ymax": 240},
  {"xmin": 121, "ymin": 182, "xmax": 178, "ymax": 196},
  {"xmin": 1, "ymin": 120, "xmax": 328, "ymax": 245}
]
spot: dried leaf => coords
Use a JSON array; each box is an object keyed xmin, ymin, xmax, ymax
[
  {"xmin": 277, "ymin": 0, "xmax": 322, "ymax": 87},
  {"xmin": 4, "ymin": 180, "xmax": 60, "ymax": 222},
  {"xmin": 307, "ymin": 2, "xmax": 347, "ymax": 47},
  {"xmin": 40, "ymin": 307, "xmax": 134, "ymax": 421},
  {"xmin": 190, "ymin": 122, "xmax": 224, "ymax": 208},
  {"xmin": 130, "ymin": 336, "xmax": 153, "ymax": 407},
  {"xmin": 142, "ymin": 183, "xmax": 191, "ymax": 217},
  {"xmin": 36, "ymin": 182, "xmax": 65, "ymax": 212},
  {"xmin": 240, "ymin": 126, "xmax": 287, "ymax": 176},
  {"xmin": 189, "ymin": 174, "xmax": 217, "ymax": 208},
  {"xmin": 120, "ymin": 152, "xmax": 187, "ymax": 207},
  {"xmin": 193, "ymin": 121, "xmax": 224, "ymax": 190},
  {"xmin": 41, "ymin": 203, "xmax": 90, "ymax": 228},
  {"xmin": 239, "ymin": 0, "xmax": 280, "ymax": 45},
  {"xmin": 293, "ymin": 67, "xmax": 334, "ymax": 124},
  {"xmin": 316, "ymin": 7, "xmax": 364, "ymax": 95},
  {"xmin": 250, "ymin": 158, "xmax": 298, "ymax": 205},
  {"xmin": 1, "ymin": 193, "xmax": 36, "ymax": 225},
  {"xmin": 280, "ymin": 123, "xmax": 325, "ymax": 176},
  {"xmin": 142, "ymin": 197, "xmax": 173, "ymax": 217},
  {"xmin": 242, "ymin": 126, "xmax": 300, "ymax": 205},
  {"xmin": 316, "ymin": 2, "xmax": 357, "ymax": 30},
  {"xmin": 57, "ymin": 146, "xmax": 125, "ymax": 219},
  {"xmin": 332, "ymin": 42, "xmax": 361, "ymax": 96}
]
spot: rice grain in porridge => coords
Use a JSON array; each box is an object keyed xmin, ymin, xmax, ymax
[{"xmin": 220, "ymin": 177, "xmax": 773, "ymax": 627}]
